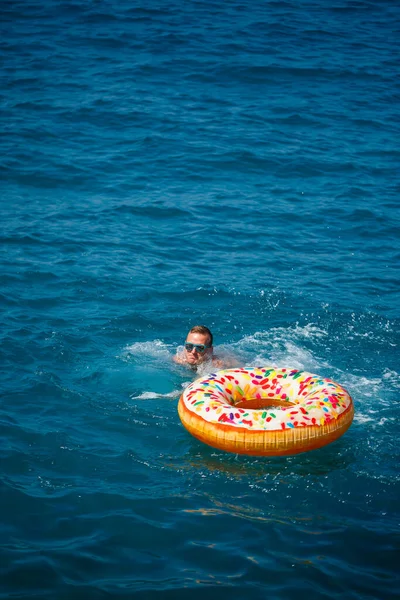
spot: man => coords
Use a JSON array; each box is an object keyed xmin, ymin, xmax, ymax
[{"xmin": 174, "ymin": 325, "xmax": 225, "ymax": 369}]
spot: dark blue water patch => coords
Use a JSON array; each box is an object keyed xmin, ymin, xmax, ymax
[{"xmin": 102, "ymin": 204, "xmax": 191, "ymax": 219}]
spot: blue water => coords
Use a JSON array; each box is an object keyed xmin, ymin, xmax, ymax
[{"xmin": 1, "ymin": 0, "xmax": 399, "ymax": 598}]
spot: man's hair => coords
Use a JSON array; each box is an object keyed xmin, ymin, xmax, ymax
[{"xmin": 189, "ymin": 325, "xmax": 213, "ymax": 346}]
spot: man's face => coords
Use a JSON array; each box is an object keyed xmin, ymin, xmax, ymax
[{"xmin": 184, "ymin": 332, "xmax": 212, "ymax": 366}]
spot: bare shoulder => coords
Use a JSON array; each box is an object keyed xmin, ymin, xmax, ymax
[
  {"xmin": 212, "ymin": 355, "xmax": 240, "ymax": 369},
  {"xmin": 212, "ymin": 357, "xmax": 224, "ymax": 368},
  {"xmin": 173, "ymin": 353, "xmax": 185, "ymax": 364}
]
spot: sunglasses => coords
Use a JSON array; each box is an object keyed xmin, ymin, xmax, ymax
[{"xmin": 184, "ymin": 342, "xmax": 211, "ymax": 354}]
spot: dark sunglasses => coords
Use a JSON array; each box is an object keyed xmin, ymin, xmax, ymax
[{"xmin": 184, "ymin": 342, "xmax": 211, "ymax": 354}]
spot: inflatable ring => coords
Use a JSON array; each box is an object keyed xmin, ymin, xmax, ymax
[{"xmin": 178, "ymin": 367, "xmax": 354, "ymax": 456}]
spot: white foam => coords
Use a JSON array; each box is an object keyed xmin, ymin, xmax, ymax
[
  {"xmin": 124, "ymin": 339, "xmax": 172, "ymax": 358},
  {"xmin": 354, "ymin": 413, "xmax": 374, "ymax": 424},
  {"xmin": 382, "ymin": 368, "xmax": 400, "ymax": 388},
  {"xmin": 130, "ymin": 389, "xmax": 181, "ymax": 400},
  {"xmin": 354, "ymin": 411, "xmax": 394, "ymax": 429},
  {"xmin": 341, "ymin": 374, "xmax": 383, "ymax": 396},
  {"xmin": 235, "ymin": 331, "xmax": 326, "ymax": 373},
  {"xmin": 239, "ymin": 323, "xmax": 328, "ymax": 346}
]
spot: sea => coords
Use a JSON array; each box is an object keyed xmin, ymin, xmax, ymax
[{"xmin": 1, "ymin": 1, "xmax": 399, "ymax": 598}]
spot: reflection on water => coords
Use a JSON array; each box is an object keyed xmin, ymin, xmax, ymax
[{"xmin": 172, "ymin": 438, "xmax": 355, "ymax": 479}]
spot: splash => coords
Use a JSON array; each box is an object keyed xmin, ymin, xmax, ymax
[
  {"xmin": 130, "ymin": 389, "xmax": 183, "ymax": 401},
  {"xmin": 124, "ymin": 339, "xmax": 173, "ymax": 360}
]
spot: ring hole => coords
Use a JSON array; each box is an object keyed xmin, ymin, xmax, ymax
[{"xmin": 235, "ymin": 397, "xmax": 296, "ymax": 410}]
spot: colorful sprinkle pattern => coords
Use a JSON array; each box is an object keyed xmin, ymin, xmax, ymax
[{"xmin": 182, "ymin": 367, "xmax": 352, "ymax": 431}]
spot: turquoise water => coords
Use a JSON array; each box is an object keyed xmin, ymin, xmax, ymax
[{"xmin": 1, "ymin": 1, "xmax": 399, "ymax": 598}]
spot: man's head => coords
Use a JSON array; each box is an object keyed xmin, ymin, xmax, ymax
[{"xmin": 184, "ymin": 325, "xmax": 213, "ymax": 366}]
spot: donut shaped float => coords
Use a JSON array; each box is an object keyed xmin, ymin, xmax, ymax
[{"xmin": 178, "ymin": 367, "xmax": 354, "ymax": 456}]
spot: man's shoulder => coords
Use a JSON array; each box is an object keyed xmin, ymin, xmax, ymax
[
  {"xmin": 212, "ymin": 355, "xmax": 240, "ymax": 369},
  {"xmin": 173, "ymin": 353, "xmax": 185, "ymax": 364},
  {"xmin": 212, "ymin": 356, "xmax": 224, "ymax": 368}
]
